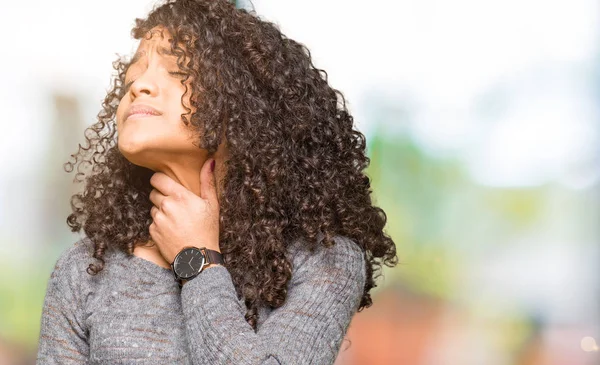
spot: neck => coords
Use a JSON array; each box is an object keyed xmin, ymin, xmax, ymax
[
  {"xmin": 133, "ymin": 241, "xmax": 172, "ymax": 268},
  {"xmin": 152, "ymin": 156, "xmax": 205, "ymax": 197}
]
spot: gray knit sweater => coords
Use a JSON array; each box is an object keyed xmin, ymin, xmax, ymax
[{"xmin": 36, "ymin": 235, "xmax": 366, "ymax": 364}]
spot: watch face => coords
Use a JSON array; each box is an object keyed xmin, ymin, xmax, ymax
[{"xmin": 174, "ymin": 248, "xmax": 205, "ymax": 279}]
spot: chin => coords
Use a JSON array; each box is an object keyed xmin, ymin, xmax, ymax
[{"xmin": 117, "ymin": 137, "xmax": 152, "ymax": 168}]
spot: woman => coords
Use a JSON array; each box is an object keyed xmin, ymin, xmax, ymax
[{"xmin": 36, "ymin": 0, "xmax": 398, "ymax": 364}]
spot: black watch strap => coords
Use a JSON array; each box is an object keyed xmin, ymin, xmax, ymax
[{"xmin": 204, "ymin": 248, "xmax": 224, "ymax": 265}]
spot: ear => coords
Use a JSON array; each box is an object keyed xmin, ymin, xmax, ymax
[{"xmin": 200, "ymin": 158, "xmax": 217, "ymax": 204}]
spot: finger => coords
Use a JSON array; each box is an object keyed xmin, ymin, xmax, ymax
[
  {"xmin": 200, "ymin": 158, "xmax": 217, "ymax": 204},
  {"xmin": 149, "ymin": 188, "xmax": 166, "ymax": 208},
  {"xmin": 150, "ymin": 172, "xmax": 187, "ymax": 199}
]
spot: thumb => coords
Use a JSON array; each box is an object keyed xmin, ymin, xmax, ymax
[{"xmin": 200, "ymin": 158, "xmax": 217, "ymax": 203}]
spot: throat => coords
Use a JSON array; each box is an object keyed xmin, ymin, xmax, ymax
[{"xmin": 133, "ymin": 242, "xmax": 172, "ymax": 269}]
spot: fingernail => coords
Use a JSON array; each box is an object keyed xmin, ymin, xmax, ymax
[{"xmin": 210, "ymin": 159, "xmax": 215, "ymax": 172}]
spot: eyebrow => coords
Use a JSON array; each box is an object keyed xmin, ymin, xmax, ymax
[{"xmin": 129, "ymin": 46, "xmax": 177, "ymax": 65}]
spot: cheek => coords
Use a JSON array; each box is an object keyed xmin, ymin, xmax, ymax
[
  {"xmin": 167, "ymin": 95, "xmax": 191, "ymax": 122},
  {"xmin": 174, "ymin": 81, "xmax": 194, "ymax": 110},
  {"xmin": 116, "ymin": 98, "xmax": 128, "ymax": 126}
]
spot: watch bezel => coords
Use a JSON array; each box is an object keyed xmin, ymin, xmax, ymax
[{"xmin": 171, "ymin": 247, "xmax": 208, "ymax": 281}]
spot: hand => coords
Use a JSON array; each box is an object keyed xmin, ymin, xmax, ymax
[{"xmin": 148, "ymin": 158, "xmax": 220, "ymax": 264}]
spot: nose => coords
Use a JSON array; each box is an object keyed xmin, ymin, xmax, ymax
[{"xmin": 129, "ymin": 70, "xmax": 159, "ymax": 98}]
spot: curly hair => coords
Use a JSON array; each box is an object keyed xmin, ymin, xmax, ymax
[{"xmin": 65, "ymin": 0, "xmax": 398, "ymax": 330}]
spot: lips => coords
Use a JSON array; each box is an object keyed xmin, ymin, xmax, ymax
[{"xmin": 125, "ymin": 104, "xmax": 162, "ymax": 121}]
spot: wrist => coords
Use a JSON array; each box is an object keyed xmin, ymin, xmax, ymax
[{"xmin": 180, "ymin": 263, "xmax": 222, "ymax": 286}]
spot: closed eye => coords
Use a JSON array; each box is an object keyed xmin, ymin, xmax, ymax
[
  {"xmin": 121, "ymin": 71, "xmax": 187, "ymax": 94},
  {"xmin": 168, "ymin": 71, "xmax": 187, "ymax": 78}
]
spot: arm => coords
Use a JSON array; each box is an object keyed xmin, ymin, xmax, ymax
[
  {"xmin": 36, "ymin": 245, "xmax": 90, "ymax": 365},
  {"xmin": 180, "ymin": 236, "xmax": 366, "ymax": 364}
]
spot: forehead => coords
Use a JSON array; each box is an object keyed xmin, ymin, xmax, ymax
[{"xmin": 130, "ymin": 27, "xmax": 178, "ymax": 65}]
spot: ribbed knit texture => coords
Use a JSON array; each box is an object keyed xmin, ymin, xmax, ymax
[{"xmin": 36, "ymin": 234, "xmax": 366, "ymax": 364}]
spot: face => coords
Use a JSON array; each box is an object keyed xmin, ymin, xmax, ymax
[{"xmin": 116, "ymin": 26, "xmax": 205, "ymax": 170}]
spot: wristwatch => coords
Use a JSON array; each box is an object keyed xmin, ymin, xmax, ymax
[{"xmin": 170, "ymin": 246, "xmax": 224, "ymax": 288}]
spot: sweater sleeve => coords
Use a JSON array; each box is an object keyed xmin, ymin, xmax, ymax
[
  {"xmin": 36, "ymin": 243, "xmax": 90, "ymax": 365},
  {"xmin": 180, "ymin": 235, "xmax": 366, "ymax": 365}
]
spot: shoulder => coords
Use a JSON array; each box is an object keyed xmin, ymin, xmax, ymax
[
  {"xmin": 287, "ymin": 234, "xmax": 366, "ymax": 286},
  {"xmin": 288, "ymin": 234, "xmax": 364, "ymax": 266},
  {"xmin": 276, "ymin": 234, "xmax": 367, "ymax": 321},
  {"xmin": 51, "ymin": 237, "xmax": 95, "ymax": 276},
  {"xmin": 46, "ymin": 237, "xmax": 97, "ymax": 300}
]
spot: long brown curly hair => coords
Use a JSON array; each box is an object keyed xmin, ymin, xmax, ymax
[{"xmin": 65, "ymin": 0, "xmax": 398, "ymax": 330}]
